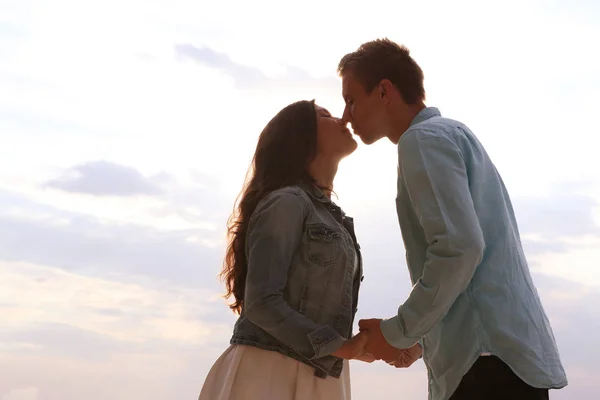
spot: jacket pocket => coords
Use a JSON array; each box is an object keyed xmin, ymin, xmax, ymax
[{"xmin": 307, "ymin": 224, "xmax": 341, "ymax": 268}]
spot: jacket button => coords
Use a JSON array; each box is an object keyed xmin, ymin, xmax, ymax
[{"xmin": 360, "ymin": 276, "xmax": 364, "ymax": 282}]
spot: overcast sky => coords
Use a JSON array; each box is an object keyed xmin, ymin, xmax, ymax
[{"xmin": 1, "ymin": 0, "xmax": 599, "ymax": 399}]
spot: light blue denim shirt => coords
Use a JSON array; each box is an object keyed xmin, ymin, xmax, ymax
[{"xmin": 380, "ymin": 107, "xmax": 568, "ymax": 400}]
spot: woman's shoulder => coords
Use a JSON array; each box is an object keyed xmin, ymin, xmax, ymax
[
  {"xmin": 253, "ymin": 186, "xmax": 309, "ymax": 216},
  {"xmin": 263, "ymin": 185, "xmax": 307, "ymax": 202},
  {"xmin": 272, "ymin": 185, "xmax": 305, "ymax": 197}
]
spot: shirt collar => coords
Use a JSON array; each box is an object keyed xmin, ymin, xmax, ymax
[{"xmin": 410, "ymin": 106, "xmax": 441, "ymax": 127}]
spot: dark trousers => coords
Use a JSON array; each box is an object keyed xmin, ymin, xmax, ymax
[{"xmin": 449, "ymin": 356, "xmax": 550, "ymax": 400}]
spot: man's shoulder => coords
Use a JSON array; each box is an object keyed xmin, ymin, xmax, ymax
[
  {"xmin": 400, "ymin": 115, "xmax": 476, "ymax": 152},
  {"xmin": 408, "ymin": 115, "xmax": 468, "ymax": 136}
]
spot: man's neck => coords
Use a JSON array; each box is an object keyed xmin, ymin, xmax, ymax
[{"xmin": 388, "ymin": 103, "xmax": 426, "ymax": 144}]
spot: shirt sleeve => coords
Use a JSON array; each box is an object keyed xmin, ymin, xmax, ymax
[
  {"xmin": 243, "ymin": 190, "xmax": 346, "ymax": 361},
  {"xmin": 380, "ymin": 130, "xmax": 485, "ymax": 349}
]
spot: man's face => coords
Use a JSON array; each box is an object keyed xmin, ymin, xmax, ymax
[{"xmin": 341, "ymin": 72, "xmax": 389, "ymax": 145}]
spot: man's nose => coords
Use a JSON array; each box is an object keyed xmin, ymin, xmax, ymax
[{"xmin": 341, "ymin": 107, "xmax": 352, "ymax": 124}]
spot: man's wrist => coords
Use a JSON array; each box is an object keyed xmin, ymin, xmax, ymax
[{"xmin": 380, "ymin": 316, "xmax": 419, "ymax": 349}]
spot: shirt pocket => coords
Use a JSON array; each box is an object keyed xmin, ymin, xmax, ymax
[{"xmin": 307, "ymin": 223, "xmax": 341, "ymax": 268}]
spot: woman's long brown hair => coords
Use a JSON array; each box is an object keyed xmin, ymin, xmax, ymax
[{"xmin": 220, "ymin": 100, "xmax": 319, "ymax": 314}]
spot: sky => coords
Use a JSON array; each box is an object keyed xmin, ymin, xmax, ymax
[{"xmin": 0, "ymin": 0, "xmax": 599, "ymax": 399}]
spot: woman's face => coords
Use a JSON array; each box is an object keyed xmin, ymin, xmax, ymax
[{"xmin": 314, "ymin": 104, "xmax": 358, "ymax": 161}]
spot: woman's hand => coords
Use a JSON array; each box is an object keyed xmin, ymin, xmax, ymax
[
  {"xmin": 332, "ymin": 331, "xmax": 373, "ymax": 361},
  {"xmin": 354, "ymin": 352, "xmax": 376, "ymax": 363}
]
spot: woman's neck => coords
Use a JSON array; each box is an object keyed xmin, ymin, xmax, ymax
[{"xmin": 307, "ymin": 158, "xmax": 338, "ymax": 198}]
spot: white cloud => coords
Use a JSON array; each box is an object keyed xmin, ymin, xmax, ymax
[
  {"xmin": 0, "ymin": 261, "xmax": 231, "ymax": 345},
  {"xmin": 0, "ymin": 204, "xmax": 224, "ymax": 288},
  {"xmin": 1, "ymin": 162, "xmax": 231, "ymax": 232},
  {"xmin": 1, "ymin": 388, "xmax": 38, "ymax": 400},
  {"xmin": 531, "ymin": 246, "xmax": 600, "ymax": 288},
  {"xmin": 45, "ymin": 161, "xmax": 163, "ymax": 197},
  {"xmin": 0, "ymin": 261, "xmax": 235, "ymax": 398},
  {"xmin": 1, "ymin": 0, "xmax": 600, "ymax": 398}
]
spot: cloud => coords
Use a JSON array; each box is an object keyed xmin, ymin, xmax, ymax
[
  {"xmin": 0, "ymin": 323, "xmax": 132, "ymax": 361},
  {"xmin": 1, "ymin": 170, "xmax": 598, "ymax": 400},
  {"xmin": 174, "ymin": 44, "xmax": 340, "ymax": 91},
  {"xmin": 35, "ymin": 162, "xmax": 233, "ymax": 230},
  {"xmin": 514, "ymin": 190, "xmax": 600, "ymax": 238},
  {"xmin": 1, "ymin": 2, "xmax": 599, "ymax": 399},
  {"xmin": 1, "ymin": 388, "xmax": 38, "ymax": 400},
  {"xmin": 1, "ymin": 259, "xmax": 595, "ymax": 400},
  {"xmin": 0, "ymin": 258, "xmax": 235, "ymax": 400},
  {"xmin": 0, "ymin": 260, "xmax": 234, "ymax": 346},
  {"xmin": 532, "ymin": 274, "xmax": 600, "ymax": 398},
  {"xmin": 0, "ymin": 209, "xmax": 222, "ymax": 289},
  {"xmin": 498, "ymin": 182, "xmax": 600, "ymax": 258},
  {"xmin": 521, "ymin": 240, "xmax": 570, "ymax": 256},
  {"xmin": 0, "ymin": 159, "xmax": 238, "ymax": 287},
  {"xmin": 146, "ymin": 171, "xmax": 231, "ymax": 226},
  {"xmin": 45, "ymin": 161, "xmax": 162, "ymax": 197},
  {"xmin": 0, "ymin": 185, "xmax": 226, "ymax": 290}
]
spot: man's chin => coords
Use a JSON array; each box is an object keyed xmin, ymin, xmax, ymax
[
  {"xmin": 353, "ymin": 129, "xmax": 382, "ymax": 145},
  {"xmin": 358, "ymin": 135, "xmax": 379, "ymax": 145}
]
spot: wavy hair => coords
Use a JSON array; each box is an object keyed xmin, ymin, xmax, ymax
[{"xmin": 220, "ymin": 100, "xmax": 319, "ymax": 314}]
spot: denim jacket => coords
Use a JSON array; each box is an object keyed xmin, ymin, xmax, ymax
[{"xmin": 230, "ymin": 183, "xmax": 363, "ymax": 379}]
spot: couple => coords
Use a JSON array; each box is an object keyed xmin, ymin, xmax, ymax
[{"xmin": 199, "ymin": 39, "xmax": 568, "ymax": 400}]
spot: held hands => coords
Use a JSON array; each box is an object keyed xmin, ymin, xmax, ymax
[
  {"xmin": 358, "ymin": 318, "xmax": 422, "ymax": 369},
  {"xmin": 385, "ymin": 342, "xmax": 423, "ymax": 368},
  {"xmin": 332, "ymin": 331, "xmax": 375, "ymax": 362},
  {"xmin": 331, "ymin": 319, "xmax": 423, "ymax": 368}
]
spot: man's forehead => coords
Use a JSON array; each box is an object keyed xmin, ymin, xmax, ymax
[{"xmin": 341, "ymin": 73, "xmax": 356, "ymax": 94}]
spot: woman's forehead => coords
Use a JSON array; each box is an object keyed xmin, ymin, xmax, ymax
[{"xmin": 314, "ymin": 105, "xmax": 330, "ymax": 115}]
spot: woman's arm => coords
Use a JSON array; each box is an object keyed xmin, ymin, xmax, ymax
[{"xmin": 244, "ymin": 190, "xmax": 351, "ymax": 361}]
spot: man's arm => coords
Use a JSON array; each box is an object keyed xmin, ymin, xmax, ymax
[{"xmin": 380, "ymin": 130, "xmax": 485, "ymax": 349}]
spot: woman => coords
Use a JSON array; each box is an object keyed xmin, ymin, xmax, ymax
[{"xmin": 199, "ymin": 100, "xmax": 371, "ymax": 400}]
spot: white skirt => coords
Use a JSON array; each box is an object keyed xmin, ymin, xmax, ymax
[{"xmin": 199, "ymin": 344, "xmax": 352, "ymax": 400}]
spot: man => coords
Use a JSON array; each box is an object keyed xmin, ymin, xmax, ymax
[{"xmin": 338, "ymin": 39, "xmax": 567, "ymax": 400}]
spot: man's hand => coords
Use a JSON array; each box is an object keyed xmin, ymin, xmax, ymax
[
  {"xmin": 386, "ymin": 342, "xmax": 423, "ymax": 368},
  {"xmin": 358, "ymin": 318, "xmax": 405, "ymax": 362}
]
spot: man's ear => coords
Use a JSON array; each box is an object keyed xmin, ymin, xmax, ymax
[{"xmin": 379, "ymin": 79, "xmax": 393, "ymax": 99}]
